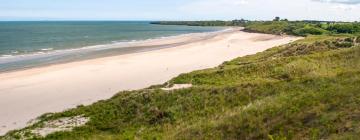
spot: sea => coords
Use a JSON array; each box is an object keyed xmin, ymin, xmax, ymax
[{"xmin": 0, "ymin": 21, "xmax": 224, "ymax": 72}]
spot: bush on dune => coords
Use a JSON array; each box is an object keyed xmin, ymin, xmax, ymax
[
  {"xmin": 293, "ymin": 26, "xmax": 327, "ymax": 36},
  {"xmin": 244, "ymin": 21, "xmax": 360, "ymax": 37},
  {"xmin": 327, "ymin": 23, "xmax": 360, "ymax": 34},
  {"xmin": 244, "ymin": 21, "xmax": 290, "ymax": 35}
]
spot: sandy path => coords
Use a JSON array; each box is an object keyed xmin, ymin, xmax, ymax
[{"xmin": 0, "ymin": 29, "xmax": 300, "ymax": 135}]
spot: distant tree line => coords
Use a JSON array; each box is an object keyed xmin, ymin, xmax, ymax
[
  {"xmin": 151, "ymin": 17, "xmax": 360, "ymax": 36},
  {"xmin": 150, "ymin": 19, "xmax": 249, "ymax": 26}
]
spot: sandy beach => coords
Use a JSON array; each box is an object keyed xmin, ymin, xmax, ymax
[{"xmin": 0, "ymin": 29, "xmax": 300, "ymax": 135}]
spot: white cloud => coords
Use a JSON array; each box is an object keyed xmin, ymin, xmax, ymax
[
  {"xmin": 1, "ymin": 0, "xmax": 359, "ymax": 21},
  {"xmin": 332, "ymin": 4, "xmax": 355, "ymax": 11},
  {"xmin": 178, "ymin": 0, "xmax": 360, "ymax": 21},
  {"xmin": 178, "ymin": 0, "xmax": 253, "ymax": 20},
  {"xmin": 235, "ymin": 0, "xmax": 250, "ymax": 5},
  {"xmin": 179, "ymin": 0, "xmax": 249, "ymax": 13},
  {"xmin": 313, "ymin": 0, "xmax": 360, "ymax": 4}
]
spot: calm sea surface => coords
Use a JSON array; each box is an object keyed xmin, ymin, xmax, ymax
[{"xmin": 0, "ymin": 21, "xmax": 224, "ymax": 72}]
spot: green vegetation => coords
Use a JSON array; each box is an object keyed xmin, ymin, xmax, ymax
[
  {"xmin": 2, "ymin": 31, "xmax": 360, "ymax": 139},
  {"xmin": 152, "ymin": 18, "xmax": 360, "ymax": 36},
  {"xmin": 293, "ymin": 26, "xmax": 327, "ymax": 36},
  {"xmin": 150, "ymin": 19, "xmax": 249, "ymax": 26},
  {"xmin": 327, "ymin": 23, "xmax": 360, "ymax": 34},
  {"xmin": 244, "ymin": 21, "xmax": 360, "ymax": 36}
]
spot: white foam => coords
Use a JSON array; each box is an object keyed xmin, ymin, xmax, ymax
[
  {"xmin": 11, "ymin": 51, "xmax": 19, "ymax": 54},
  {"xmin": 0, "ymin": 28, "xmax": 231, "ymax": 64},
  {"xmin": 40, "ymin": 48, "xmax": 54, "ymax": 51},
  {"xmin": 1, "ymin": 55, "xmax": 13, "ymax": 58}
]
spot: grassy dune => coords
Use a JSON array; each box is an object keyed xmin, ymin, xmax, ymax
[{"xmin": 2, "ymin": 33, "xmax": 360, "ymax": 139}]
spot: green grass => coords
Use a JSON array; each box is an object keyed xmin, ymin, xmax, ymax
[
  {"xmin": 244, "ymin": 21, "xmax": 360, "ymax": 36},
  {"xmin": 244, "ymin": 21, "xmax": 294, "ymax": 35},
  {"xmin": 244, "ymin": 21, "xmax": 322, "ymax": 36},
  {"xmin": 2, "ymin": 35, "xmax": 360, "ymax": 139}
]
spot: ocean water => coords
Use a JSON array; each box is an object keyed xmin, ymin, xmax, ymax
[{"xmin": 0, "ymin": 21, "xmax": 224, "ymax": 72}]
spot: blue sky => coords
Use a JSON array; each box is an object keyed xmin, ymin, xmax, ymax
[{"xmin": 0, "ymin": 0, "xmax": 359, "ymax": 21}]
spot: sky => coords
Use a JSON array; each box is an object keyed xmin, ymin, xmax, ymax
[{"xmin": 0, "ymin": 0, "xmax": 359, "ymax": 21}]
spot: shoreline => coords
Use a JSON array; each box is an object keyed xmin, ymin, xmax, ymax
[
  {"xmin": 0, "ymin": 29, "xmax": 300, "ymax": 135},
  {"xmin": 0, "ymin": 28, "xmax": 230, "ymax": 74}
]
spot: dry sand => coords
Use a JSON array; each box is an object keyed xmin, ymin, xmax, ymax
[{"xmin": 0, "ymin": 28, "xmax": 300, "ymax": 135}]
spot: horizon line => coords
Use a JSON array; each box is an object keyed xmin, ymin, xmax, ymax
[{"xmin": 0, "ymin": 19, "xmax": 356, "ymax": 22}]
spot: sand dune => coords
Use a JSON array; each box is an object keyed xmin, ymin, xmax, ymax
[{"xmin": 0, "ymin": 29, "xmax": 300, "ymax": 135}]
